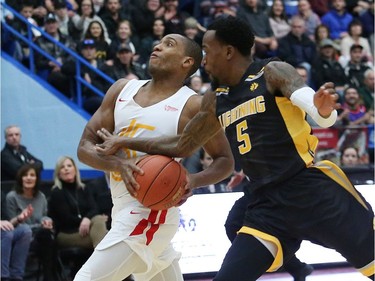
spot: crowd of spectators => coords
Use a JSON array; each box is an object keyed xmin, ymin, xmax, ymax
[{"xmin": 1, "ymin": 0, "xmax": 374, "ymax": 116}]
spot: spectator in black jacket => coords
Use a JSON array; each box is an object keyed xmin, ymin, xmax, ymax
[
  {"xmin": 311, "ymin": 38, "xmax": 347, "ymax": 93},
  {"xmin": 1, "ymin": 125, "xmax": 43, "ymax": 182},
  {"xmin": 35, "ymin": 12, "xmax": 75, "ymax": 80},
  {"xmin": 278, "ymin": 15, "xmax": 317, "ymax": 85},
  {"xmin": 99, "ymin": 42, "xmax": 148, "ymax": 90}
]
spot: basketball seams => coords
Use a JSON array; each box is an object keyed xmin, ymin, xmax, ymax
[
  {"xmin": 148, "ymin": 161, "xmax": 182, "ymax": 208},
  {"xmin": 141, "ymin": 158, "xmax": 175, "ymax": 204}
]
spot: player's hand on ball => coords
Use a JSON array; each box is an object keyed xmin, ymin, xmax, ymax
[
  {"xmin": 96, "ymin": 128, "xmax": 122, "ymax": 155},
  {"xmin": 176, "ymin": 174, "xmax": 192, "ymax": 207},
  {"xmin": 119, "ymin": 158, "xmax": 144, "ymax": 197}
]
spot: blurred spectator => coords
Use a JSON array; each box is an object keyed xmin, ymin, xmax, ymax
[
  {"xmin": 138, "ymin": 17, "xmax": 165, "ymax": 65},
  {"xmin": 47, "ymin": 156, "xmax": 108, "ymax": 278},
  {"xmin": 296, "ymin": 64, "xmax": 309, "ymax": 84},
  {"xmin": 88, "ymin": 173, "xmax": 112, "ymax": 229},
  {"xmin": 98, "ymin": 0, "xmax": 129, "ymax": 42},
  {"xmin": 278, "ymin": 15, "xmax": 316, "ymax": 83},
  {"xmin": 183, "ymin": 16, "xmax": 205, "ymax": 45},
  {"xmin": 343, "ymin": 44, "xmax": 372, "ymax": 88},
  {"xmin": 6, "ymin": 164, "xmax": 59, "ymax": 281},
  {"xmin": 346, "ymin": 0, "xmax": 371, "ymax": 16},
  {"xmin": 130, "ymin": 0, "xmax": 165, "ymax": 41},
  {"xmin": 314, "ymin": 24, "xmax": 331, "ymax": 47},
  {"xmin": 48, "ymin": 156, "xmax": 108, "ymax": 264},
  {"xmin": 163, "ymin": 0, "xmax": 189, "ymax": 35},
  {"xmin": 1, "ymin": 191, "xmax": 33, "ymax": 281},
  {"xmin": 108, "ymin": 19, "xmax": 138, "ymax": 60},
  {"xmin": 321, "ymin": 0, "xmax": 353, "ymax": 41},
  {"xmin": 34, "ymin": 12, "xmax": 75, "ymax": 80},
  {"xmin": 54, "ymin": 1, "xmax": 73, "ymax": 37},
  {"xmin": 336, "ymin": 86, "xmax": 371, "ymax": 126},
  {"xmin": 186, "ymin": 75, "xmax": 207, "ymax": 94},
  {"xmin": 358, "ymin": 69, "xmax": 374, "ymax": 111},
  {"xmin": 1, "ymin": 125, "xmax": 44, "ymax": 182},
  {"xmin": 99, "ymin": 42, "xmax": 148, "ymax": 90},
  {"xmin": 359, "ymin": 0, "xmax": 374, "ymax": 38},
  {"xmin": 308, "ymin": 0, "xmax": 330, "ymax": 17},
  {"xmin": 340, "ymin": 20, "xmax": 373, "ymax": 66},
  {"xmin": 9, "ymin": 1, "xmax": 40, "ymax": 64},
  {"xmin": 297, "ymin": 0, "xmax": 321, "ymax": 41},
  {"xmin": 237, "ymin": 0, "xmax": 278, "ymax": 58},
  {"xmin": 311, "ymin": 39, "xmax": 347, "ymax": 93},
  {"xmin": 70, "ymin": 0, "xmax": 110, "ymax": 44},
  {"xmin": 268, "ymin": 0, "xmax": 291, "ymax": 40},
  {"xmin": 340, "ymin": 145, "xmax": 361, "ymax": 167},
  {"xmin": 84, "ymin": 20, "xmax": 110, "ymax": 63},
  {"xmin": 48, "ymin": 39, "xmax": 104, "ymax": 114}
]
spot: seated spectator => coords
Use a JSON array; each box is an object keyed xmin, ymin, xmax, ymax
[
  {"xmin": 130, "ymin": 0, "xmax": 165, "ymax": 42},
  {"xmin": 311, "ymin": 38, "xmax": 347, "ymax": 93},
  {"xmin": 308, "ymin": 0, "xmax": 330, "ymax": 17},
  {"xmin": 359, "ymin": 0, "xmax": 374, "ymax": 40},
  {"xmin": 237, "ymin": 0, "xmax": 278, "ymax": 58},
  {"xmin": 138, "ymin": 17, "xmax": 166, "ymax": 65},
  {"xmin": 297, "ymin": 0, "xmax": 321, "ymax": 41},
  {"xmin": 343, "ymin": 44, "xmax": 373, "ymax": 88},
  {"xmin": 321, "ymin": 0, "xmax": 353, "ymax": 41},
  {"xmin": 340, "ymin": 146, "xmax": 361, "ymax": 167},
  {"xmin": 88, "ymin": 173, "xmax": 112, "ymax": 229},
  {"xmin": 35, "ymin": 12, "xmax": 75, "ymax": 80},
  {"xmin": 278, "ymin": 15, "xmax": 316, "ymax": 83},
  {"xmin": 314, "ymin": 24, "xmax": 331, "ymax": 49},
  {"xmin": 99, "ymin": 42, "xmax": 148, "ymax": 89},
  {"xmin": 268, "ymin": 0, "xmax": 291, "ymax": 40},
  {"xmin": 54, "ymin": 1, "xmax": 73, "ymax": 38},
  {"xmin": 1, "ymin": 191, "xmax": 33, "ymax": 281},
  {"xmin": 336, "ymin": 86, "xmax": 372, "ymax": 126},
  {"xmin": 48, "ymin": 156, "xmax": 108, "ymax": 275},
  {"xmin": 1, "ymin": 125, "xmax": 43, "ymax": 182},
  {"xmin": 186, "ymin": 75, "xmax": 207, "ymax": 95},
  {"xmin": 83, "ymin": 20, "xmax": 110, "ymax": 63},
  {"xmin": 48, "ymin": 39, "xmax": 104, "ymax": 114},
  {"xmin": 98, "ymin": 0, "xmax": 130, "ymax": 42},
  {"xmin": 9, "ymin": 1, "xmax": 40, "ymax": 65},
  {"xmin": 358, "ymin": 69, "xmax": 374, "ymax": 111},
  {"xmin": 108, "ymin": 20, "xmax": 138, "ymax": 61},
  {"xmin": 162, "ymin": 0, "xmax": 189, "ymax": 35},
  {"xmin": 6, "ymin": 164, "xmax": 59, "ymax": 281},
  {"xmin": 183, "ymin": 16, "xmax": 205, "ymax": 45},
  {"xmin": 340, "ymin": 20, "xmax": 373, "ymax": 66},
  {"xmin": 70, "ymin": 0, "xmax": 110, "ymax": 44}
]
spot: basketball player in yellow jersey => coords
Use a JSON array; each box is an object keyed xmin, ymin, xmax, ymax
[{"xmin": 75, "ymin": 34, "xmax": 234, "ymax": 281}]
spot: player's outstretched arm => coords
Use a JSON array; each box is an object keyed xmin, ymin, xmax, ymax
[
  {"xmin": 265, "ymin": 61, "xmax": 340, "ymax": 128},
  {"xmin": 96, "ymin": 90, "xmax": 223, "ymax": 158},
  {"xmin": 77, "ymin": 79, "xmax": 143, "ymax": 191}
]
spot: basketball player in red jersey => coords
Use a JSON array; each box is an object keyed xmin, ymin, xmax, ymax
[
  {"xmin": 75, "ymin": 34, "xmax": 234, "ymax": 280},
  {"xmin": 95, "ymin": 16, "xmax": 374, "ymax": 280}
]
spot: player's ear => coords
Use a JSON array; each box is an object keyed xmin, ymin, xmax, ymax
[
  {"xmin": 182, "ymin": 57, "xmax": 194, "ymax": 69},
  {"xmin": 226, "ymin": 45, "xmax": 235, "ymax": 59}
]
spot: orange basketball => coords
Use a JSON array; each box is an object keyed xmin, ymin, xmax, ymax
[{"xmin": 134, "ymin": 155, "xmax": 187, "ymax": 210}]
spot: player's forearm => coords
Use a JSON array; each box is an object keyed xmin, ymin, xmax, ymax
[{"xmin": 78, "ymin": 139, "xmax": 123, "ymax": 172}]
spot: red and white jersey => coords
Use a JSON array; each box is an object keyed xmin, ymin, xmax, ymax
[{"xmin": 110, "ymin": 79, "xmax": 196, "ymax": 200}]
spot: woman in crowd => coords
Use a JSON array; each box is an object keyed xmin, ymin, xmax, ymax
[
  {"xmin": 84, "ymin": 20, "xmax": 110, "ymax": 63},
  {"xmin": 70, "ymin": 0, "xmax": 109, "ymax": 44},
  {"xmin": 1, "ymin": 191, "xmax": 33, "ymax": 281},
  {"xmin": 6, "ymin": 164, "xmax": 58, "ymax": 281},
  {"xmin": 314, "ymin": 24, "xmax": 331, "ymax": 48},
  {"xmin": 268, "ymin": 0, "xmax": 291, "ymax": 39},
  {"xmin": 108, "ymin": 20, "xmax": 138, "ymax": 61},
  {"xmin": 48, "ymin": 156, "xmax": 108, "ymax": 251}
]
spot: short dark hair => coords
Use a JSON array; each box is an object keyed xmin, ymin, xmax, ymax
[
  {"xmin": 207, "ymin": 15, "xmax": 254, "ymax": 57},
  {"xmin": 182, "ymin": 36, "xmax": 203, "ymax": 78}
]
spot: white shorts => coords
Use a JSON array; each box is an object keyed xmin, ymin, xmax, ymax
[{"xmin": 95, "ymin": 196, "xmax": 180, "ymax": 280}]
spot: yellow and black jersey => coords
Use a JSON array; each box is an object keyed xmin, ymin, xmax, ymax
[{"xmin": 216, "ymin": 58, "xmax": 318, "ymax": 190}]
